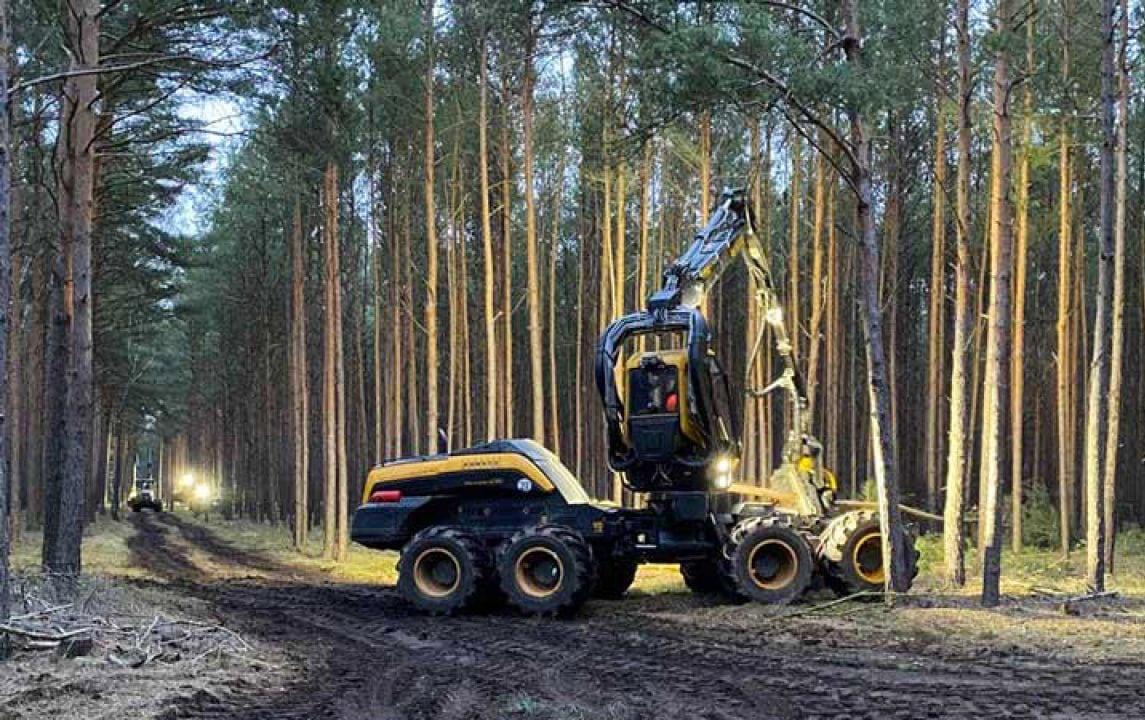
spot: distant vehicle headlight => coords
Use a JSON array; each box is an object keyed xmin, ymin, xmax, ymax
[{"xmin": 193, "ymin": 483, "xmax": 212, "ymax": 502}]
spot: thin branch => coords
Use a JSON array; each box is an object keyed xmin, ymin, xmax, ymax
[
  {"xmin": 9, "ymin": 46, "xmax": 273, "ymax": 97},
  {"xmin": 757, "ymin": 1, "xmax": 841, "ymax": 41},
  {"xmin": 604, "ymin": 0, "xmax": 860, "ymax": 183}
]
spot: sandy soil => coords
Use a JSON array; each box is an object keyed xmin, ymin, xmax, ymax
[{"xmin": 6, "ymin": 514, "xmax": 1145, "ymax": 720}]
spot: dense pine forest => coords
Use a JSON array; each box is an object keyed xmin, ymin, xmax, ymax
[{"xmin": 1, "ymin": 0, "xmax": 1142, "ymax": 607}]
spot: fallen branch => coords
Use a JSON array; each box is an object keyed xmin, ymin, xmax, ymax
[
  {"xmin": 10, "ymin": 603, "xmax": 73, "ymax": 622},
  {"xmin": 0, "ymin": 625, "xmax": 93, "ymax": 642},
  {"xmin": 779, "ymin": 591, "xmax": 883, "ymax": 619}
]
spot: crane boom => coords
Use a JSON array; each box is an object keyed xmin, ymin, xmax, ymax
[{"xmin": 649, "ymin": 189, "xmax": 807, "ymax": 435}]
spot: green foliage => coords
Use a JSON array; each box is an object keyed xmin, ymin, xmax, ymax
[{"xmin": 1020, "ymin": 481, "xmax": 1061, "ymax": 550}]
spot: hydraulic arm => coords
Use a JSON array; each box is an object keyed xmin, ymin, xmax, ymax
[{"xmin": 596, "ymin": 188, "xmax": 826, "ymax": 502}]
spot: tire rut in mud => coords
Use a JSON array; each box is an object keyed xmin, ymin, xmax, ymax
[{"xmin": 132, "ymin": 517, "xmax": 1145, "ymax": 720}]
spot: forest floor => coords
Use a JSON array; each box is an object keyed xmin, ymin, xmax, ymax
[{"xmin": 5, "ymin": 514, "xmax": 1145, "ymax": 719}]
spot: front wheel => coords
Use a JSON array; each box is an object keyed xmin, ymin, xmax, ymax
[
  {"xmin": 818, "ymin": 511, "xmax": 920, "ymax": 597},
  {"xmin": 679, "ymin": 558, "xmax": 747, "ymax": 603},
  {"xmin": 498, "ymin": 525, "xmax": 595, "ymax": 617}
]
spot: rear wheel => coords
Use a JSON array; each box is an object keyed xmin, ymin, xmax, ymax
[
  {"xmin": 398, "ymin": 526, "xmax": 492, "ymax": 615},
  {"xmin": 730, "ymin": 518, "xmax": 814, "ymax": 605},
  {"xmin": 593, "ymin": 558, "xmax": 638, "ymax": 599},
  {"xmin": 498, "ymin": 525, "xmax": 594, "ymax": 617}
]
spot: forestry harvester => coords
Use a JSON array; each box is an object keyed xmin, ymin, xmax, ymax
[{"xmin": 351, "ymin": 189, "xmax": 917, "ymax": 616}]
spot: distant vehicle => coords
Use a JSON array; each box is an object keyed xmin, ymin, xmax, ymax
[{"xmin": 128, "ymin": 478, "xmax": 163, "ymax": 513}]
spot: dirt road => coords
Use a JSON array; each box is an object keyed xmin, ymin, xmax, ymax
[{"xmin": 126, "ymin": 514, "xmax": 1145, "ymax": 720}]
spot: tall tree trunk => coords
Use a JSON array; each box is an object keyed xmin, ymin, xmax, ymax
[
  {"xmin": 371, "ymin": 155, "xmax": 384, "ymax": 464},
  {"xmin": 1104, "ymin": 0, "xmax": 1129, "ymax": 573},
  {"xmin": 806, "ymin": 141, "xmax": 826, "ymax": 422},
  {"xmin": 943, "ymin": 0, "xmax": 972, "ymax": 588},
  {"xmin": 0, "ymin": 0, "xmax": 11, "ymax": 620},
  {"xmin": 389, "ymin": 182, "xmax": 403, "ymax": 457},
  {"xmin": 980, "ymin": 0, "xmax": 1015, "ymax": 608},
  {"xmin": 500, "ymin": 83, "xmax": 514, "ymax": 438},
  {"xmin": 1083, "ymin": 0, "xmax": 1116, "ymax": 592},
  {"xmin": 927, "ymin": 68, "xmax": 947, "ymax": 515},
  {"xmin": 333, "ymin": 171, "xmax": 349, "ymax": 562},
  {"xmin": 1011, "ymin": 13, "xmax": 1033, "ymax": 552},
  {"xmin": 423, "ymin": 0, "xmax": 439, "ymax": 449},
  {"xmin": 479, "ymin": 34, "xmax": 497, "ymax": 441},
  {"xmin": 1057, "ymin": 0, "xmax": 1074, "ymax": 556},
  {"xmin": 788, "ymin": 131, "xmax": 801, "ymax": 361},
  {"xmin": 48, "ymin": 0, "xmax": 100, "ymax": 577},
  {"xmin": 521, "ymin": 24, "xmax": 544, "ymax": 444},
  {"xmin": 547, "ymin": 159, "xmax": 563, "ymax": 454},
  {"xmin": 841, "ymin": 0, "xmax": 910, "ymax": 595},
  {"xmin": 291, "ymin": 197, "xmax": 309, "ymax": 550},
  {"xmin": 403, "ymin": 188, "xmax": 419, "ymax": 453},
  {"xmin": 322, "ymin": 163, "xmax": 342, "ymax": 560}
]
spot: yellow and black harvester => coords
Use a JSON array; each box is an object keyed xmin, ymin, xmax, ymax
[{"xmin": 351, "ymin": 190, "xmax": 917, "ymax": 617}]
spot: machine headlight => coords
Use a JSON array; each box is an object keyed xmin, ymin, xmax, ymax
[
  {"xmin": 715, "ymin": 457, "xmax": 732, "ymax": 475},
  {"xmin": 193, "ymin": 483, "xmax": 212, "ymax": 502},
  {"xmin": 712, "ymin": 473, "xmax": 732, "ymax": 490},
  {"xmin": 765, "ymin": 306, "xmax": 785, "ymax": 327},
  {"xmin": 179, "ymin": 473, "xmax": 195, "ymax": 489}
]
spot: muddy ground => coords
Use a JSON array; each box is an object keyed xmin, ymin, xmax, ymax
[{"xmin": 5, "ymin": 514, "xmax": 1145, "ymax": 720}]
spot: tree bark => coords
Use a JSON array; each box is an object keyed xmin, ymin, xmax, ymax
[
  {"xmin": 291, "ymin": 197, "xmax": 309, "ymax": 550},
  {"xmin": 322, "ymin": 163, "xmax": 347, "ymax": 560},
  {"xmin": 499, "ymin": 80, "xmax": 514, "ymax": 438},
  {"xmin": 980, "ymin": 0, "xmax": 1015, "ymax": 608},
  {"xmin": 841, "ymin": 0, "xmax": 910, "ymax": 596},
  {"xmin": 1011, "ymin": 13, "xmax": 1033, "ymax": 553},
  {"xmin": 1057, "ymin": 1, "xmax": 1074, "ymax": 556},
  {"xmin": 806, "ymin": 141, "xmax": 826, "ymax": 422},
  {"xmin": 1103, "ymin": 0, "xmax": 1128, "ymax": 574},
  {"xmin": 1083, "ymin": 0, "xmax": 1116, "ymax": 592},
  {"xmin": 788, "ymin": 131, "xmax": 801, "ymax": 361},
  {"xmin": 943, "ymin": 0, "xmax": 972, "ymax": 588},
  {"xmin": 479, "ymin": 34, "xmax": 497, "ymax": 441},
  {"xmin": 48, "ymin": 0, "xmax": 100, "ymax": 577},
  {"xmin": 927, "ymin": 69, "xmax": 947, "ymax": 515},
  {"xmin": 0, "ymin": 0, "xmax": 11, "ymax": 621},
  {"xmin": 423, "ymin": 0, "xmax": 439, "ymax": 450},
  {"xmin": 521, "ymin": 20, "xmax": 544, "ymax": 444}
]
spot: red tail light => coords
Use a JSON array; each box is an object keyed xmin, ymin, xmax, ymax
[
  {"xmin": 369, "ymin": 489, "xmax": 402, "ymax": 503},
  {"xmin": 665, "ymin": 392, "xmax": 679, "ymax": 413}
]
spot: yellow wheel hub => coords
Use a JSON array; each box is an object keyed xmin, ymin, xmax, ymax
[
  {"xmin": 413, "ymin": 548, "xmax": 462, "ymax": 598},
  {"xmin": 515, "ymin": 547, "xmax": 564, "ymax": 598},
  {"xmin": 852, "ymin": 532, "xmax": 885, "ymax": 584},
  {"xmin": 747, "ymin": 539, "xmax": 799, "ymax": 590}
]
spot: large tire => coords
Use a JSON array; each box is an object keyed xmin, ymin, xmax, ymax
[
  {"xmin": 498, "ymin": 525, "xmax": 595, "ymax": 617},
  {"xmin": 730, "ymin": 517, "xmax": 814, "ymax": 605},
  {"xmin": 397, "ymin": 526, "xmax": 493, "ymax": 615},
  {"xmin": 593, "ymin": 558, "xmax": 638, "ymax": 599},
  {"xmin": 818, "ymin": 511, "xmax": 920, "ymax": 597},
  {"xmin": 679, "ymin": 558, "xmax": 747, "ymax": 603}
]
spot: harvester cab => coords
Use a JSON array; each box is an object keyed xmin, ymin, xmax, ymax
[{"xmin": 598, "ymin": 308, "xmax": 739, "ymax": 492}]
